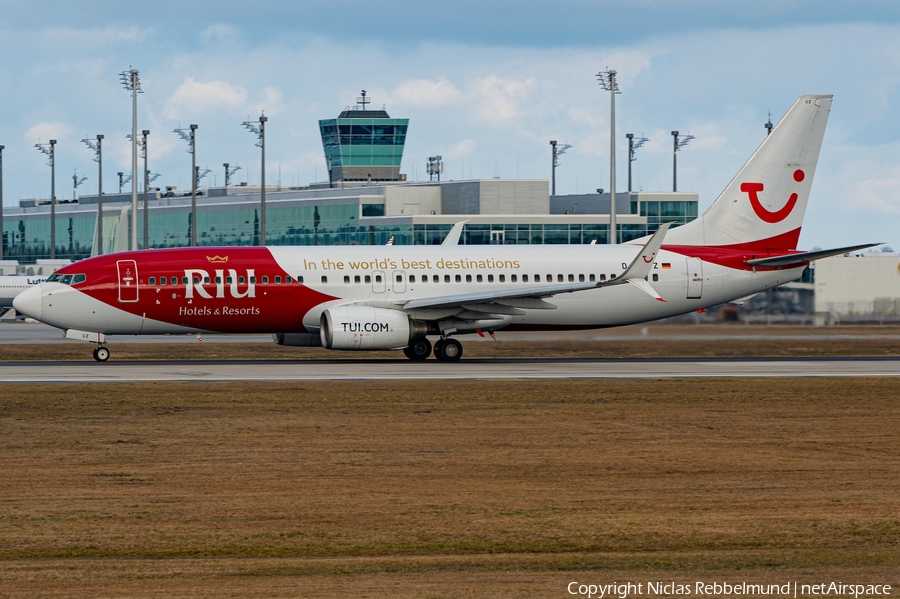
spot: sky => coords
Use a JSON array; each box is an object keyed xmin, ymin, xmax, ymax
[{"xmin": 1, "ymin": 0, "xmax": 899, "ymax": 251}]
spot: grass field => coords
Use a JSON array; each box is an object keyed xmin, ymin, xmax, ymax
[{"xmin": 1, "ymin": 379, "xmax": 898, "ymax": 597}]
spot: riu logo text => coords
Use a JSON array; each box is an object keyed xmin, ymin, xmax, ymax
[{"xmin": 184, "ymin": 268, "xmax": 256, "ymax": 299}]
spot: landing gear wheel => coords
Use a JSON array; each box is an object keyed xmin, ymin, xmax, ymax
[
  {"xmin": 94, "ymin": 346, "xmax": 110, "ymax": 362},
  {"xmin": 435, "ymin": 338, "xmax": 462, "ymax": 362},
  {"xmin": 403, "ymin": 338, "xmax": 432, "ymax": 361}
]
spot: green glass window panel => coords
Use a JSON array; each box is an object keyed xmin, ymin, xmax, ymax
[{"xmin": 361, "ymin": 204, "xmax": 385, "ymax": 217}]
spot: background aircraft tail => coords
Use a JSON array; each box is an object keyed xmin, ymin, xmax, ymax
[{"xmin": 663, "ymin": 95, "xmax": 832, "ymax": 250}]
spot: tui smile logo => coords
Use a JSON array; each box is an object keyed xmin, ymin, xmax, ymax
[{"xmin": 741, "ymin": 169, "xmax": 804, "ymax": 224}]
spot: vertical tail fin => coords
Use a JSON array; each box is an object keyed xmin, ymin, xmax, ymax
[{"xmin": 666, "ymin": 95, "xmax": 832, "ymax": 250}]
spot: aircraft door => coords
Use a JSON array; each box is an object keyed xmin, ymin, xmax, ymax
[
  {"xmin": 372, "ymin": 271, "xmax": 386, "ymax": 293},
  {"xmin": 686, "ymin": 257, "xmax": 703, "ymax": 299},
  {"xmin": 490, "ymin": 230, "xmax": 505, "ymax": 245},
  {"xmin": 117, "ymin": 259, "xmax": 139, "ymax": 302},
  {"xmin": 392, "ymin": 270, "xmax": 406, "ymax": 293}
]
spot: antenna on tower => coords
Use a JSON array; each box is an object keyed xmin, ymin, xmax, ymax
[
  {"xmin": 356, "ymin": 89, "xmax": 370, "ymax": 111},
  {"xmin": 765, "ymin": 112, "xmax": 774, "ymax": 136}
]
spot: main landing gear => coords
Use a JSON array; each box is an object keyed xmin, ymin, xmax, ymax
[
  {"xmin": 433, "ymin": 338, "xmax": 463, "ymax": 362},
  {"xmin": 92, "ymin": 345, "xmax": 110, "ymax": 362},
  {"xmin": 402, "ymin": 337, "xmax": 463, "ymax": 362}
]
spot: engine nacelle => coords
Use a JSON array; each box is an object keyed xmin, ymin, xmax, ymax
[
  {"xmin": 272, "ymin": 333, "xmax": 322, "ymax": 347},
  {"xmin": 320, "ymin": 306, "xmax": 424, "ymax": 350}
]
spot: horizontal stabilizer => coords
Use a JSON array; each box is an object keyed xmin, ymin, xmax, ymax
[
  {"xmin": 745, "ymin": 243, "xmax": 882, "ymax": 268},
  {"xmin": 628, "ymin": 278, "xmax": 666, "ymax": 302}
]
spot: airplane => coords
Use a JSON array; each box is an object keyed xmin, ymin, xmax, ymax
[
  {"xmin": 0, "ymin": 275, "xmax": 48, "ymax": 311},
  {"xmin": 14, "ymin": 95, "xmax": 879, "ymax": 362}
]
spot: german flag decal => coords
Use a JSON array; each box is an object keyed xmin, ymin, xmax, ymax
[{"xmin": 661, "ymin": 263, "xmax": 672, "ymax": 269}]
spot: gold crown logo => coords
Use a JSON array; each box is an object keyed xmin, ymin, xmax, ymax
[{"xmin": 206, "ymin": 255, "xmax": 229, "ymax": 263}]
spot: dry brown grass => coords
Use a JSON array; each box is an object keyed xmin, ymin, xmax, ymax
[{"xmin": 1, "ymin": 379, "xmax": 898, "ymax": 597}]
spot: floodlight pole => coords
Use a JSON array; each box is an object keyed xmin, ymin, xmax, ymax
[
  {"xmin": 120, "ymin": 68, "xmax": 142, "ymax": 251},
  {"xmin": 96, "ymin": 136, "xmax": 103, "ymax": 254},
  {"xmin": 672, "ymin": 131, "xmax": 679, "ymax": 192},
  {"xmin": 626, "ymin": 134, "xmax": 634, "ymax": 193},
  {"xmin": 50, "ymin": 140, "xmax": 56, "ymax": 259},
  {"xmin": 190, "ymin": 124, "xmax": 197, "ymax": 246},
  {"xmin": 550, "ymin": 140, "xmax": 557, "ymax": 196},
  {"xmin": 260, "ymin": 114, "xmax": 266, "ymax": 246},
  {"xmin": 142, "ymin": 130, "xmax": 149, "ymax": 249},
  {"xmin": 597, "ymin": 69, "xmax": 619, "ymax": 243},
  {"xmin": 0, "ymin": 145, "xmax": 4, "ymax": 261}
]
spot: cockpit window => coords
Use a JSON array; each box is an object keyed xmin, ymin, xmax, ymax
[
  {"xmin": 60, "ymin": 274, "xmax": 73, "ymax": 285},
  {"xmin": 47, "ymin": 273, "xmax": 62, "ymax": 282},
  {"xmin": 72, "ymin": 274, "xmax": 86, "ymax": 284}
]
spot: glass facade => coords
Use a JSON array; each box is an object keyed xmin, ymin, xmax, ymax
[
  {"xmin": 2, "ymin": 203, "xmax": 670, "ymax": 260},
  {"xmin": 635, "ymin": 199, "xmax": 698, "ymax": 227}
]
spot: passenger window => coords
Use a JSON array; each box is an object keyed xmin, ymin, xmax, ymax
[
  {"xmin": 238, "ymin": 276, "xmax": 245, "ymax": 284},
  {"xmin": 496, "ymin": 274, "xmax": 502, "ymax": 282},
  {"xmin": 375, "ymin": 274, "xmax": 382, "ymax": 283},
  {"xmin": 226, "ymin": 276, "xmax": 233, "ymax": 284},
  {"xmin": 182, "ymin": 277, "xmax": 188, "ymax": 285},
  {"xmin": 610, "ymin": 274, "xmax": 617, "ymax": 280},
  {"xmin": 396, "ymin": 274, "xmax": 402, "ymax": 283},
  {"xmin": 476, "ymin": 274, "xmax": 482, "ymax": 283},
  {"xmin": 262, "ymin": 276, "xmax": 269, "ymax": 284},
  {"xmin": 578, "ymin": 274, "xmax": 585, "ymax": 282},
  {"xmin": 160, "ymin": 277, "xmax": 167, "ymax": 286},
  {"xmin": 344, "ymin": 275, "xmax": 350, "ymax": 284},
  {"xmin": 548, "ymin": 274, "xmax": 554, "ymax": 282},
  {"xmin": 420, "ymin": 275, "xmax": 426, "ymax": 283},
  {"xmin": 193, "ymin": 276, "xmax": 201, "ymax": 284},
  {"xmin": 511, "ymin": 274, "xmax": 517, "ymax": 282},
  {"xmin": 652, "ymin": 273, "xmax": 659, "ymax": 282},
  {"xmin": 149, "ymin": 277, "xmax": 156, "ymax": 285},
  {"xmin": 589, "ymin": 274, "xmax": 595, "ymax": 282},
  {"xmin": 444, "ymin": 275, "xmax": 450, "ymax": 283},
  {"xmin": 410, "ymin": 275, "xmax": 416, "ymax": 283},
  {"xmin": 354, "ymin": 275, "xmax": 361, "ymax": 283},
  {"xmin": 534, "ymin": 274, "xmax": 540, "ymax": 282},
  {"xmin": 365, "ymin": 275, "xmax": 371, "ymax": 283},
  {"xmin": 568, "ymin": 274, "xmax": 575, "ymax": 282},
  {"xmin": 202, "ymin": 276, "xmax": 209, "ymax": 284},
  {"xmin": 455, "ymin": 274, "xmax": 461, "ymax": 283},
  {"xmin": 297, "ymin": 276, "xmax": 304, "ymax": 284},
  {"xmin": 433, "ymin": 275, "xmax": 439, "ymax": 283},
  {"xmin": 250, "ymin": 276, "xmax": 256, "ymax": 284},
  {"xmin": 275, "ymin": 276, "xmax": 282, "ymax": 284},
  {"xmin": 285, "ymin": 276, "xmax": 292, "ymax": 284},
  {"xmin": 466, "ymin": 274, "xmax": 472, "ymax": 283},
  {"xmin": 558, "ymin": 274, "xmax": 564, "ymax": 282},
  {"xmin": 321, "ymin": 276, "xmax": 328, "ymax": 284},
  {"xmin": 600, "ymin": 274, "xmax": 607, "ymax": 281}
]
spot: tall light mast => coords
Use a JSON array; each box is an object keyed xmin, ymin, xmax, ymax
[
  {"xmin": 242, "ymin": 114, "xmax": 267, "ymax": 245},
  {"xmin": 625, "ymin": 133, "xmax": 649, "ymax": 193},
  {"xmin": 173, "ymin": 125, "xmax": 198, "ymax": 245},
  {"xmin": 34, "ymin": 139, "xmax": 57, "ymax": 258},
  {"xmin": 671, "ymin": 131, "xmax": 695, "ymax": 192},
  {"xmin": 597, "ymin": 69, "xmax": 621, "ymax": 243},
  {"xmin": 549, "ymin": 140, "xmax": 572, "ymax": 196},
  {"xmin": 81, "ymin": 135, "xmax": 104, "ymax": 254},
  {"xmin": 120, "ymin": 68, "xmax": 142, "ymax": 251}
]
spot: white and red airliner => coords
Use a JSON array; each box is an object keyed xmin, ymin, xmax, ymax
[{"xmin": 14, "ymin": 95, "xmax": 877, "ymax": 361}]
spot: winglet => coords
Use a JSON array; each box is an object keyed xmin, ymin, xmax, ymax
[
  {"xmin": 442, "ymin": 221, "xmax": 468, "ymax": 246},
  {"xmin": 620, "ymin": 222, "xmax": 671, "ymax": 281}
]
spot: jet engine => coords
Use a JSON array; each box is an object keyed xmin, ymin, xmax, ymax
[
  {"xmin": 320, "ymin": 305, "xmax": 427, "ymax": 351},
  {"xmin": 272, "ymin": 333, "xmax": 322, "ymax": 347}
]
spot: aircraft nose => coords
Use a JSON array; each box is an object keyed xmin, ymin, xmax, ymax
[{"xmin": 13, "ymin": 284, "xmax": 42, "ymax": 320}]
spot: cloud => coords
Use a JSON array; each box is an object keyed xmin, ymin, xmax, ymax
[
  {"xmin": 24, "ymin": 121, "xmax": 73, "ymax": 144},
  {"xmin": 253, "ymin": 86, "xmax": 285, "ymax": 116},
  {"xmin": 41, "ymin": 26, "xmax": 151, "ymax": 44},
  {"xmin": 446, "ymin": 139, "xmax": 476, "ymax": 157},
  {"xmin": 203, "ymin": 24, "xmax": 237, "ymax": 41},
  {"xmin": 164, "ymin": 77, "xmax": 248, "ymax": 119},
  {"xmin": 385, "ymin": 79, "xmax": 463, "ymax": 109},
  {"xmin": 856, "ymin": 164, "xmax": 900, "ymax": 213},
  {"xmin": 470, "ymin": 75, "xmax": 535, "ymax": 124}
]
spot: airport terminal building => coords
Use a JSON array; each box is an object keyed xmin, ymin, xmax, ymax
[{"xmin": 1, "ymin": 96, "xmax": 699, "ymax": 262}]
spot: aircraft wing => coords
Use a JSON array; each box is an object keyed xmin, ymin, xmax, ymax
[
  {"xmin": 745, "ymin": 243, "xmax": 882, "ymax": 268},
  {"xmin": 402, "ymin": 223, "xmax": 670, "ymax": 311}
]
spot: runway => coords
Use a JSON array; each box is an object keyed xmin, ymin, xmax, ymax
[{"xmin": 1, "ymin": 356, "xmax": 898, "ymax": 382}]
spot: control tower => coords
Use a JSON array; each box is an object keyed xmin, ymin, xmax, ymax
[{"xmin": 319, "ymin": 90, "xmax": 409, "ymax": 183}]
